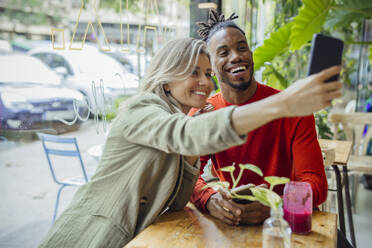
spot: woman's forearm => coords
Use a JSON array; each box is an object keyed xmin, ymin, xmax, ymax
[
  {"xmin": 232, "ymin": 66, "xmax": 343, "ymax": 136},
  {"xmin": 231, "ymin": 93, "xmax": 284, "ymax": 135}
]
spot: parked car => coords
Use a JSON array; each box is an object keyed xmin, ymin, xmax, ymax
[
  {"xmin": 28, "ymin": 46, "xmax": 139, "ymax": 114},
  {"xmin": 0, "ymin": 54, "xmax": 87, "ymax": 132}
]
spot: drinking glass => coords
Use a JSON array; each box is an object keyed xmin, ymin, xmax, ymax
[{"xmin": 283, "ymin": 181, "xmax": 312, "ymax": 234}]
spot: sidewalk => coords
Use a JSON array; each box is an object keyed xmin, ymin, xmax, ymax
[{"xmin": 0, "ymin": 121, "xmax": 107, "ymax": 248}]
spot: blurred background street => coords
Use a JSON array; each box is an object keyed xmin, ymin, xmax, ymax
[{"xmin": 0, "ymin": 120, "xmax": 106, "ymax": 248}]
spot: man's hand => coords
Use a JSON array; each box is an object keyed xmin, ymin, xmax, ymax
[
  {"xmin": 206, "ymin": 188, "xmax": 241, "ymax": 226},
  {"xmin": 229, "ymin": 201, "xmax": 270, "ymax": 225},
  {"xmin": 206, "ymin": 185, "xmax": 270, "ymax": 225}
]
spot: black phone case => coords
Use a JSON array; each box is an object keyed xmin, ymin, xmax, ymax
[{"xmin": 307, "ymin": 34, "xmax": 344, "ymax": 82}]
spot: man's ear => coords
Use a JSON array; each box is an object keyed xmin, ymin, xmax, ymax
[{"xmin": 163, "ymin": 84, "xmax": 170, "ymax": 93}]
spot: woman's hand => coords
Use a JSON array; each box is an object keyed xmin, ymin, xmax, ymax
[
  {"xmin": 279, "ymin": 65, "xmax": 343, "ymax": 117},
  {"xmin": 231, "ymin": 66, "xmax": 343, "ymax": 136}
]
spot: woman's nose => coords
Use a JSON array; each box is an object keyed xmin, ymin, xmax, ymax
[{"xmin": 199, "ymin": 75, "xmax": 213, "ymax": 89}]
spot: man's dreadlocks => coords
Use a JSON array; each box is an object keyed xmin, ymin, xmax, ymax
[{"xmin": 197, "ymin": 9, "xmax": 245, "ymax": 42}]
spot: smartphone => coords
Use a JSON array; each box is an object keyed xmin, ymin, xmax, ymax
[
  {"xmin": 231, "ymin": 184, "xmax": 254, "ymax": 204},
  {"xmin": 307, "ymin": 34, "xmax": 344, "ymax": 82}
]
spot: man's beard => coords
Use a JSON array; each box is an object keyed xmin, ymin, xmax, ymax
[{"xmin": 221, "ymin": 67, "xmax": 254, "ymax": 91}]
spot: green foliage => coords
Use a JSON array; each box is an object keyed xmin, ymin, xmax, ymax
[
  {"xmin": 239, "ymin": 163, "xmax": 263, "ymax": 177},
  {"xmin": 369, "ymin": 45, "xmax": 372, "ymax": 67},
  {"xmin": 262, "ymin": 62, "xmax": 289, "ymax": 90},
  {"xmin": 289, "ymin": 0, "xmax": 332, "ymax": 51},
  {"xmin": 264, "ymin": 176, "xmax": 290, "ymax": 191},
  {"xmin": 253, "ymin": 22, "xmax": 292, "ymax": 71},
  {"xmin": 314, "ymin": 109, "xmax": 334, "ymax": 139},
  {"xmin": 326, "ymin": 0, "xmax": 372, "ymax": 29},
  {"xmin": 219, "ymin": 165, "xmax": 236, "ymax": 173},
  {"xmin": 231, "ymin": 193, "xmax": 256, "ymax": 202},
  {"xmin": 204, "ymin": 162, "xmax": 289, "ymax": 210},
  {"xmin": 4, "ymin": 0, "xmax": 49, "ymax": 26},
  {"xmin": 201, "ymin": 181, "xmax": 230, "ymax": 191},
  {"xmin": 251, "ymin": 187, "xmax": 282, "ymax": 209},
  {"xmin": 100, "ymin": 0, "xmax": 140, "ymax": 12},
  {"xmin": 105, "ymin": 96, "xmax": 129, "ymax": 121}
]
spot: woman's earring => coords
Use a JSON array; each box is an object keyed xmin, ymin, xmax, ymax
[{"xmin": 163, "ymin": 84, "xmax": 171, "ymax": 94}]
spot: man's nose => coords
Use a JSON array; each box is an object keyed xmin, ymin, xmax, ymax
[{"xmin": 230, "ymin": 50, "xmax": 242, "ymax": 62}]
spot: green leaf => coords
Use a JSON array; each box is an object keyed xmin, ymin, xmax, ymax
[
  {"xmin": 201, "ymin": 181, "xmax": 230, "ymax": 191},
  {"xmin": 369, "ymin": 45, "xmax": 372, "ymax": 67},
  {"xmin": 251, "ymin": 187, "xmax": 282, "ymax": 209},
  {"xmin": 219, "ymin": 165, "xmax": 236, "ymax": 173},
  {"xmin": 253, "ymin": 22, "xmax": 292, "ymax": 71},
  {"xmin": 262, "ymin": 62, "xmax": 289, "ymax": 90},
  {"xmin": 264, "ymin": 176, "xmax": 290, "ymax": 190},
  {"xmin": 325, "ymin": 10, "xmax": 364, "ymax": 30},
  {"xmin": 231, "ymin": 193, "xmax": 256, "ymax": 202},
  {"xmin": 325, "ymin": 0, "xmax": 372, "ymax": 30},
  {"xmin": 239, "ymin": 163, "xmax": 263, "ymax": 177},
  {"xmin": 290, "ymin": 0, "xmax": 333, "ymax": 51}
]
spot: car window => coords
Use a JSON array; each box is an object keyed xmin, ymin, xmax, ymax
[
  {"xmin": 69, "ymin": 52, "xmax": 124, "ymax": 75},
  {"xmin": 33, "ymin": 52, "xmax": 73, "ymax": 76},
  {"xmin": 0, "ymin": 55, "xmax": 60, "ymax": 85},
  {"xmin": 33, "ymin": 53, "xmax": 48, "ymax": 63},
  {"xmin": 49, "ymin": 54, "xmax": 73, "ymax": 75}
]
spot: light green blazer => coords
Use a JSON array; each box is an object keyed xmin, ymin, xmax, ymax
[{"xmin": 39, "ymin": 93, "xmax": 246, "ymax": 248}]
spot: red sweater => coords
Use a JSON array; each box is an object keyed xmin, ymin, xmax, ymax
[{"xmin": 190, "ymin": 83, "xmax": 328, "ymax": 211}]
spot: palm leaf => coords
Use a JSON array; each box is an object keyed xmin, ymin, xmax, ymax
[
  {"xmin": 290, "ymin": 0, "xmax": 332, "ymax": 51},
  {"xmin": 253, "ymin": 22, "xmax": 292, "ymax": 71},
  {"xmin": 239, "ymin": 163, "xmax": 263, "ymax": 177}
]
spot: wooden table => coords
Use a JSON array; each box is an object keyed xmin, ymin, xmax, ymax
[
  {"xmin": 318, "ymin": 139, "xmax": 352, "ymax": 166},
  {"xmin": 125, "ymin": 203, "xmax": 337, "ymax": 248},
  {"xmin": 318, "ymin": 139, "xmax": 355, "ymax": 247}
]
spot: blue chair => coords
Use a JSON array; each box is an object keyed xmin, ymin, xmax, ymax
[{"xmin": 38, "ymin": 133, "xmax": 89, "ymax": 223}]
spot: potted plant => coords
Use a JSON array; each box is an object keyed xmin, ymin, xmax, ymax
[{"xmin": 202, "ymin": 163, "xmax": 291, "ymax": 247}]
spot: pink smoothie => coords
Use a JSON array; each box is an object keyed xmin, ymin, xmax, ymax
[{"xmin": 283, "ymin": 207, "xmax": 312, "ymax": 234}]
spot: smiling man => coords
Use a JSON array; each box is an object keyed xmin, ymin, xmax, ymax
[{"xmin": 190, "ymin": 10, "xmax": 328, "ymax": 225}]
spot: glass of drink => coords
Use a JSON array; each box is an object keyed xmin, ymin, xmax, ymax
[{"xmin": 283, "ymin": 181, "xmax": 312, "ymax": 234}]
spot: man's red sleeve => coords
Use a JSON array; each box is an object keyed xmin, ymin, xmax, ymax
[
  {"xmin": 292, "ymin": 116, "xmax": 328, "ymax": 206},
  {"xmin": 190, "ymin": 155, "xmax": 217, "ymax": 212},
  {"xmin": 188, "ymin": 107, "xmax": 198, "ymax": 116}
]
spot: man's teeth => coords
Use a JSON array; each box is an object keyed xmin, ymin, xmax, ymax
[
  {"xmin": 194, "ymin": 91, "xmax": 206, "ymax": 96},
  {"xmin": 231, "ymin": 66, "xmax": 246, "ymax": 73}
]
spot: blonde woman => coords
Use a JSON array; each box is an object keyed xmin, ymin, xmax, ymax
[{"xmin": 39, "ymin": 37, "xmax": 342, "ymax": 248}]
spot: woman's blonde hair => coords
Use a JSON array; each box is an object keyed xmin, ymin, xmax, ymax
[{"xmin": 140, "ymin": 37, "xmax": 209, "ymax": 112}]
